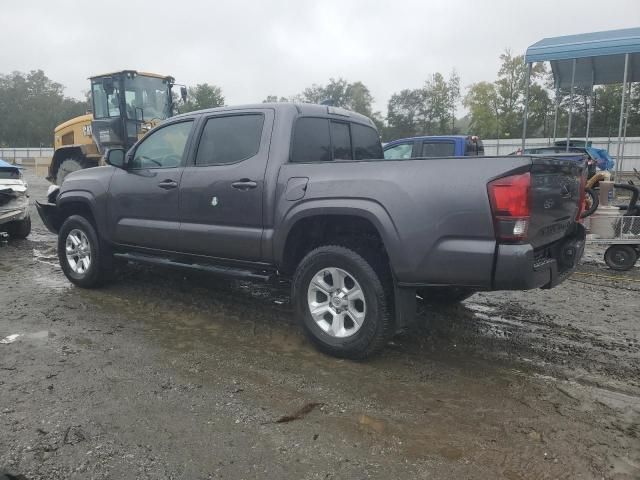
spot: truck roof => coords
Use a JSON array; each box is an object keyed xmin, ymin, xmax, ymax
[{"xmin": 172, "ymin": 103, "xmax": 377, "ymax": 128}]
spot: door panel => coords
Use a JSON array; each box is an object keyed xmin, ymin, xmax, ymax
[
  {"xmin": 179, "ymin": 110, "xmax": 273, "ymax": 261},
  {"xmin": 107, "ymin": 120, "xmax": 193, "ymax": 251}
]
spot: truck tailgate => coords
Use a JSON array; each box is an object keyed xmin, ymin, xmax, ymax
[{"xmin": 528, "ymin": 155, "xmax": 585, "ymax": 249}]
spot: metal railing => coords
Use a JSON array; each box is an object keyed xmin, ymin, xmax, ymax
[{"xmin": 0, "ymin": 147, "xmax": 54, "ymax": 163}]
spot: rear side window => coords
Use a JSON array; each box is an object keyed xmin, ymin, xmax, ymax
[
  {"xmin": 291, "ymin": 117, "xmax": 382, "ymax": 162},
  {"xmin": 352, "ymin": 124, "xmax": 383, "ymax": 159},
  {"xmin": 291, "ymin": 118, "xmax": 331, "ymax": 163},
  {"xmin": 331, "ymin": 121, "xmax": 352, "ymax": 160},
  {"xmin": 196, "ymin": 114, "xmax": 264, "ymax": 166},
  {"xmin": 421, "ymin": 141, "xmax": 455, "ymax": 157}
]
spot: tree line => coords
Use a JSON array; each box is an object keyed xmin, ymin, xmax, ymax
[{"xmin": 2, "ymin": 54, "xmax": 639, "ymax": 147}]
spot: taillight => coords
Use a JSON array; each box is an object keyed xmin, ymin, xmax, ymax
[
  {"xmin": 576, "ymin": 172, "xmax": 586, "ymax": 221},
  {"xmin": 488, "ymin": 172, "xmax": 531, "ymax": 242}
]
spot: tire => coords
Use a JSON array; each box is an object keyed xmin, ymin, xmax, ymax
[
  {"xmin": 292, "ymin": 245, "xmax": 393, "ymax": 359},
  {"xmin": 604, "ymin": 245, "xmax": 638, "ymax": 271},
  {"xmin": 581, "ymin": 188, "xmax": 599, "ymax": 218},
  {"xmin": 6, "ymin": 215, "xmax": 31, "ymax": 239},
  {"xmin": 58, "ymin": 214, "xmax": 113, "ymax": 288},
  {"xmin": 417, "ymin": 287, "xmax": 475, "ymax": 304},
  {"xmin": 56, "ymin": 157, "xmax": 88, "ymax": 185}
]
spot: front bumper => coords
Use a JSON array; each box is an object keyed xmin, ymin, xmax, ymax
[
  {"xmin": 493, "ymin": 224, "xmax": 586, "ymax": 290},
  {"xmin": 35, "ymin": 201, "xmax": 60, "ymax": 234}
]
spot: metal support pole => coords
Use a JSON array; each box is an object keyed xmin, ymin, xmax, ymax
[
  {"xmin": 619, "ymin": 81, "xmax": 632, "ymax": 175},
  {"xmin": 616, "ymin": 53, "xmax": 629, "ymax": 180},
  {"xmin": 552, "ymin": 79, "xmax": 560, "ymax": 143},
  {"xmin": 585, "ymin": 71, "xmax": 594, "ymax": 144},
  {"xmin": 521, "ymin": 62, "xmax": 532, "ymax": 151},
  {"xmin": 566, "ymin": 58, "xmax": 577, "ymax": 152}
]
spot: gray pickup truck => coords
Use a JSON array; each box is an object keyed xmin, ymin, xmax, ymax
[{"xmin": 37, "ymin": 103, "xmax": 586, "ymax": 358}]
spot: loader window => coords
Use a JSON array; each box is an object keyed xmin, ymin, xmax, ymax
[{"xmin": 92, "ymin": 80, "xmax": 121, "ymax": 119}]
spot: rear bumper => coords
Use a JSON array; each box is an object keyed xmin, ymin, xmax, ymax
[
  {"xmin": 35, "ymin": 201, "xmax": 60, "ymax": 234},
  {"xmin": 493, "ymin": 224, "xmax": 586, "ymax": 290}
]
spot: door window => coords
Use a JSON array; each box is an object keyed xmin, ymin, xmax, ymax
[
  {"xmin": 384, "ymin": 142, "xmax": 413, "ymax": 159},
  {"xmin": 421, "ymin": 141, "xmax": 455, "ymax": 157},
  {"xmin": 195, "ymin": 114, "xmax": 265, "ymax": 166},
  {"xmin": 130, "ymin": 121, "xmax": 193, "ymax": 169}
]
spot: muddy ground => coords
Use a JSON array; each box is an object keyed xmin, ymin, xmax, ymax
[{"xmin": 1, "ymin": 169, "xmax": 639, "ymax": 479}]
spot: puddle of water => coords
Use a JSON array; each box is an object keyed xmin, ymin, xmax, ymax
[
  {"xmin": 0, "ymin": 334, "xmax": 21, "ymax": 344},
  {"xmin": 0, "ymin": 331, "xmax": 49, "ymax": 344}
]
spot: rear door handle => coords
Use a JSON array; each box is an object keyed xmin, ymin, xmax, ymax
[
  {"xmin": 158, "ymin": 179, "xmax": 178, "ymax": 190},
  {"xmin": 231, "ymin": 179, "xmax": 258, "ymax": 190}
]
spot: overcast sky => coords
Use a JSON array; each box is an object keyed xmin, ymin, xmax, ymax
[{"xmin": 1, "ymin": 0, "xmax": 638, "ymax": 114}]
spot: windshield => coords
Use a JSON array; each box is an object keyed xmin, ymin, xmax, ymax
[
  {"xmin": 124, "ymin": 75, "xmax": 172, "ymax": 122},
  {"xmin": 91, "ymin": 74, "xmax": 172, "ymax": 121}
]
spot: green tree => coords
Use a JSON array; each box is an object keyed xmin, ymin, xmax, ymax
[
  {"xmin": 182, "ymin": 83, "xmax": 225, "ymax": 112},
  {"xmin": 448, "ymin": 70, "xmax": 461, "ymax": 132},
  {"xmin": 464, "ymin": 51, "xmax": 546, "ymax": 138},
  {"xmin": 385, "ymin": 89, "xmax": 424, "ymax": 140},
  {"xmin": 0, "ymin": 70, "xmax": 86, "ymax": 147},
  {"xmin": 464, "ymin": 81, "xmax": 500, "ymax": 138}
]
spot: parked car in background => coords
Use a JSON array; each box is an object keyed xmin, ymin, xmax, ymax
[
  {"xmin": 384, "ymin": 135, "xmax": 484, "ymax": 159},
  {"xmin": 0, "ymin": 159, "xmax": 31, "ymax": 238},
  {"xmin": 512, "ymin": 140, "xmax": 615, "ymax": 173},
  {"xmin": 37, "ymin": 104, "xmax": 585, "ymax": 359}
]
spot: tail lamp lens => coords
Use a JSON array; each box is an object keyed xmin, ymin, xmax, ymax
[{"xmin": 488, "ymin": 172, "xmax": 531, "ymax": 241}]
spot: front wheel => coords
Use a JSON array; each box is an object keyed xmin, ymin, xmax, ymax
[
  {"xmin": 292, "ymin": 245, "xmax": 393, "ymax": 359},
  {"xmin": 604, "ymin": 245, "xmax": 638, "ymax": 271},
  {"xmin": 58, "ymin": 215, "xmax": 113, "ymax": 288}
]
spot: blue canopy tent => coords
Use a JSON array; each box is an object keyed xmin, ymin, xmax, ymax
[{"xmin": 522, "ymin": 27, "xmax": 640, "ymax": 176}]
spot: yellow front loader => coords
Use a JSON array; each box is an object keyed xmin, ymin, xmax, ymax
[{"xmin": 48, "ymin": 70, "xmax": 186, "ymax": 184}]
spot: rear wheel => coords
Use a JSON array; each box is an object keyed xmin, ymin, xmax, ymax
[
  {"xmin": 292, "ymin": 245, "xmax": 393, "ymax": 359},
  {"xmin": 6, "ymin": 215, "xmax": 31, "ymax": 239},
  {"xmin": 604, "ymin": 245, "xmax": 638, "ymax": 271},
  {"xmin": 58, "ymin": 215, "xmax": 113, "ymax": 287}
]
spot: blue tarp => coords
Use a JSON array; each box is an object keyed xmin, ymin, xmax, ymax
[
  {"xmin": 525, "ymin": 28, "xmax": 640, "ymax": 88},
  {"xmin": 0, "ymin": 159, "xmax": 22, "ymax": 170}
]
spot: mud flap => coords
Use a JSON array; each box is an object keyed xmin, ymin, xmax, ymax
[{"xmin": 394, "ymin": 282, "xmax": 416, "ymax": 331}]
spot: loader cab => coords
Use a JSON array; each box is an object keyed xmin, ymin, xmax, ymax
[{"xmin": 90, "ymin": 70, "xmax": 175, "ymax": 153}]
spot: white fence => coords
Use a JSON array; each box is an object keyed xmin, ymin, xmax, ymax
[
  {"xmin": 483, "ymin": 137, "xmax": 640, "ymax": 172},
  {"xmin": 0, "ymin": 147, "xmax": 54, "ymax": 163}
]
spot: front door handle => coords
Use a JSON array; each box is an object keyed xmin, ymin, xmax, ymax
[
  {"xmin": 231, "ymin": 179, "xmax": 258, "ymax": 190},
  {"xmin": 158, "ymin": 179, "xmax": 178, "ymax": 190}
]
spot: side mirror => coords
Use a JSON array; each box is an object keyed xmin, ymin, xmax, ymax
[
  {"xmin": 180, "ymin": 86, "xmax": 188, "ymax": 103},
  {"xmin": 105, "ymin": 148, "xmax": 126, "ymax": 169}
]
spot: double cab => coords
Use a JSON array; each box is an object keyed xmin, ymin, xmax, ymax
[{"xmin": 37, "ymin": 103, "xmax": 586, "ymax": 359}]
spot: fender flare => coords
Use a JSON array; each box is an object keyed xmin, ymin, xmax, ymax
[
  {"xmin": 56, "ymin": 191, "xmax": 106, "ymax": 238},
  {"xmin": 273, "ymin": 198, "xmax": 406, "ymax": 275}
]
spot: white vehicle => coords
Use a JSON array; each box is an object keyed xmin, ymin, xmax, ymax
[{"xmin": 0, "ymin": 159, "xmax": 31, "ymax": 239}]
